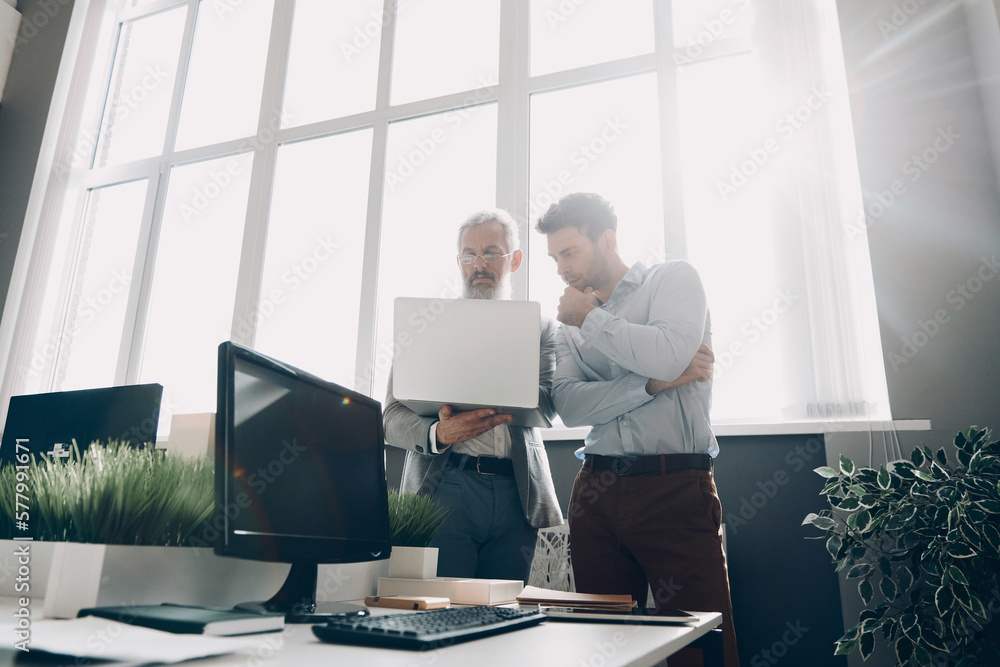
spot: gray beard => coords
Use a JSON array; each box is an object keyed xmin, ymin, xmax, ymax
[{"xmin": 463, "ymin": 272, "xmax": 511, "ymax": 300}]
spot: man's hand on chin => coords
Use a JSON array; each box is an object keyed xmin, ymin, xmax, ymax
[{"xmin": 556, "ymin": 286, "xmax": 599, "ymax": 328}]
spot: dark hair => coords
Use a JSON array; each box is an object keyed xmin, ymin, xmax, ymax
[{"xmin": 534, "ymin": 192, "xmax": 617, "ymax": 241}]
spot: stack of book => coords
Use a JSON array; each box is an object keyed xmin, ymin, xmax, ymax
[
  {"xmin": 515, "ymin": 585, "xmax": 636, "ymax": 611},
  {"xmin": 376, "ymin": 577, "xmax": 524, "ymax": 606}
]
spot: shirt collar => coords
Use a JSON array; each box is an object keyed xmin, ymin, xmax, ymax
[{"xmin": 604, "ymin": 261, "xmax": 647, "ymax": 302}]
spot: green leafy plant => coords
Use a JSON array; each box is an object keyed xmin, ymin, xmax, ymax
[
  {"xmin": 387, "ymin": 487, "xmax": 451, "ymax": 548},
  {"xmin": 0, "ymin": 441, "xmax": 213, "ymax": 546},
  {"xmin": 803, "ymin": 427, "xmax": 1000, "ymax": 666}
]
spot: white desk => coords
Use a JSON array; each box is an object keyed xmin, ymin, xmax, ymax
[{"xmin": 176, "ymin": 608, "xmax": 722, "ymax": 667}]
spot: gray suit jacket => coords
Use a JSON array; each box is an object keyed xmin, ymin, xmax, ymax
[{"xmin": 383, "ymin": 316, "xmax": 564, "ymax": 529}]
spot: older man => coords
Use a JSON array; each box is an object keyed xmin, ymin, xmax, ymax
[{"xmin": 383, "ymin": 209, "xmax": 563, "ymax": 582}]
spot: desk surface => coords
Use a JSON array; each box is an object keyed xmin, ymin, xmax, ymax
[{"xmin": 179, "ymin": 608, "xmax": 722, "ymax": 667}]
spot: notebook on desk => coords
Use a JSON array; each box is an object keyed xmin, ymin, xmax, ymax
[{"xmin": 392, "ymin": 297, "xmax": 551, "ymax": 428}]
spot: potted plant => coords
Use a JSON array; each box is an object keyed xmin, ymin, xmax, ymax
[
  {"xmin": 386, "ymin": 488, "xmax": 451, "ymax": 579},
  {"xmin": 0, "ymin": 440, "xmax": 213, "ymax": 545},
  {"xmin": 803, "ymin": 426, "xmax": 1000, "ymax": 665}
]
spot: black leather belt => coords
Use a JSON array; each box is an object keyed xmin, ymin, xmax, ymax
[
  {"xmin": 451, "ymin": 454, "xmax": 515, "ymax": 476},
  {"xmin": 583, "ymin": 453, "xmax": 713, "ymax": 476}
]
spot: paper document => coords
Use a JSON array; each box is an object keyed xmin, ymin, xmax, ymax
[{"xmin": 0, "ymin": 616, "xmax": 263, "ymax": 663}]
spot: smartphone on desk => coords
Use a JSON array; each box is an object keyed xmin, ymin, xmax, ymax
[{"xmin": 540, "ymin": 606, "xmax": 697, "ymax": 625}]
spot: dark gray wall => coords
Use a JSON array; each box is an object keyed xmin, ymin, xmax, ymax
[
  {"xmin": 0, "ymin": 0, "xmax": 74, "ymax": 327},
  {"xmin": 836, "ymin": 0, "xmax": 1000, "ymax": 449},
  {"xmin": 831, "ymin": 1, "xmax": 1000, "ymax": 665}
]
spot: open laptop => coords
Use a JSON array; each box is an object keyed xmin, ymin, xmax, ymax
[
  {"xmin": 392, "ymin": 297, "xmax": 551, "ymax": 428},
  {"xmin": 0, "ymin": 383, "xmax": 163, "ymax": 467}
]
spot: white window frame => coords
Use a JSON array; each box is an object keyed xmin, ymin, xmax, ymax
[{"xmin": 0, "ymin": 0, "xmax": 901, "ymax": 436}]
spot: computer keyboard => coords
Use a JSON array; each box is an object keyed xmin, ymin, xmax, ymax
[{"xmin": 311, "ymin": 605, "xmax": 545, "ymax": 650}]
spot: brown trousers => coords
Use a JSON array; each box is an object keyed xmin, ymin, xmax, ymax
[{"xmin": 568, "ymin": 467, "xmax": 739, "ymax": 667}]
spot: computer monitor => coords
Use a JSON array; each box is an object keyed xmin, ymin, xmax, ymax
[
  {"xmin": 0, "ymin": 383, "xmax": 163, "ymax": 468},
  {"xmin": 215, "ymin": 341, "xmax": 391, "ymax": 622}
]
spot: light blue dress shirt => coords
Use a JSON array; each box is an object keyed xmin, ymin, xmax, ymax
[{"xmin": 552, "ymin": 260, "xmax": 718, "ymax": 458}]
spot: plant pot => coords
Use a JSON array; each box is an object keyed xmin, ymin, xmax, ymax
[
  {"xmin": 38, "ymin": 542, "xmax": 390, "ymax": 618},
  {"xmin": 0, "ymin": 539, "xmax": 56, "ymax": 599},
  {"xmin": 389, "ymin": 546, "xmax": 438, "ymax": 579}
]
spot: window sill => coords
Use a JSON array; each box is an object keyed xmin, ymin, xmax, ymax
[{"xmin": 540, "ymin": 419, "xmax": 932, "ymax": 441}]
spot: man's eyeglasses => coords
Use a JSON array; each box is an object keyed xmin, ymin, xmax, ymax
[{"xmin": 458, "ymin": 251, "xmax": 515, "ymax": 265}]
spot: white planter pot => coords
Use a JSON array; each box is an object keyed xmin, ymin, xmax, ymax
[
  {"xmin": 389, "ymin": 546, "xmax": 438, "ymax": 579},
  {"xmin": 0, "ymin": 540, "xmax": 56, "ymax": 599},
  {"xmin": 32, "ymin": 542, "xmax": 389, "ymax": 618}
]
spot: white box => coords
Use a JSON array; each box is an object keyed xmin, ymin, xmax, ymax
[
  {"xmin": 166, "ymin": 412, "xmax": 215, "ymax": 459},
  {"xmin": 377, "ymin": 577, "xmax": 523, "ymax": 605}
]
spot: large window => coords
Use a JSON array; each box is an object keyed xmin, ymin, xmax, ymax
[{"xmin": 0, "ymin": 0, "xmax": 890, "ymax": 434}]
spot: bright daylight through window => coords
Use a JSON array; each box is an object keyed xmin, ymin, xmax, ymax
[{"xmin": 0, "ymin": 0, "xmax": 890, "ymax": 435}]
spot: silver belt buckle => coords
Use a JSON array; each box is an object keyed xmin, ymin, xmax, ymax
[{"xmin": 476, "ymin": 457, "xmax": 495, "ymax": 475}]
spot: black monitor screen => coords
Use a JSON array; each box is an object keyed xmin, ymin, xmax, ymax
[
  {"xmin": 215, "ymin": 342, "xmax": 390, "ymax": 566},
  {"xmin": 0, "ymin": 383, "xmax": 163, "ymax": 467}
]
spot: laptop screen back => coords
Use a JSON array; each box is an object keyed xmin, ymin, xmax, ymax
[
  {"xmin": 392, "ymin": 298, "xmax": 541, "ymax": 411},
  {"xmin": 0, "ymin": 384, "xmax": 163, "ymax": 466}
]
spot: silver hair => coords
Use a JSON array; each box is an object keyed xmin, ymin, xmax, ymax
[{"xmin": 456, "ymin": 209, "xmax": 520, "ymax": 252}]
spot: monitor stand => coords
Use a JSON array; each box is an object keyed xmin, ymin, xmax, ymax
[{"xmin": 235, "ymin": 563, "xmax": 369, "ymax": 623}]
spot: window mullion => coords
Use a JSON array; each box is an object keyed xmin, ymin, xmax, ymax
[
  {"xmin": 525, "ymin": 53, "xmax": 657, "ymax": 96},
  {"xmin": 353, "ymin": 0, "xmax": 398, "ymax": 396},
  {"xmin": 119, "ymin": 0, "xmax": 197, "ymax": 385},
  {"xmin": 117, "ymin": 167, "xmax": 167, "ymax": 385},
  {"xmin": 229, "ymin": 0, "xmax": 296, "ymax": 347},
  {"xmin": 159, "ymin": 0, "xmax": 199, "ymax": 159},
  {"xmin": 497, "ymin": 0, "xmax": 530, "ymax": 301},
  {"xmin": 119, "ymin": 0, "xmax": 188, "ymax": 23},
  {"xmin": 652, "ymin": 0, "xmax": 687, "ymax": 259}
]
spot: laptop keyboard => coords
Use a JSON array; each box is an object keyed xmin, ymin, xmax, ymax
[{"xmin": 311, "ymin": 605, "xmax": 545, "ymax": 650}]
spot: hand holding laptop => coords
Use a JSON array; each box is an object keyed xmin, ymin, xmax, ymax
[{"xmin": 436, "ymin": 405, "xmax": 514, "ymax": 446}]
